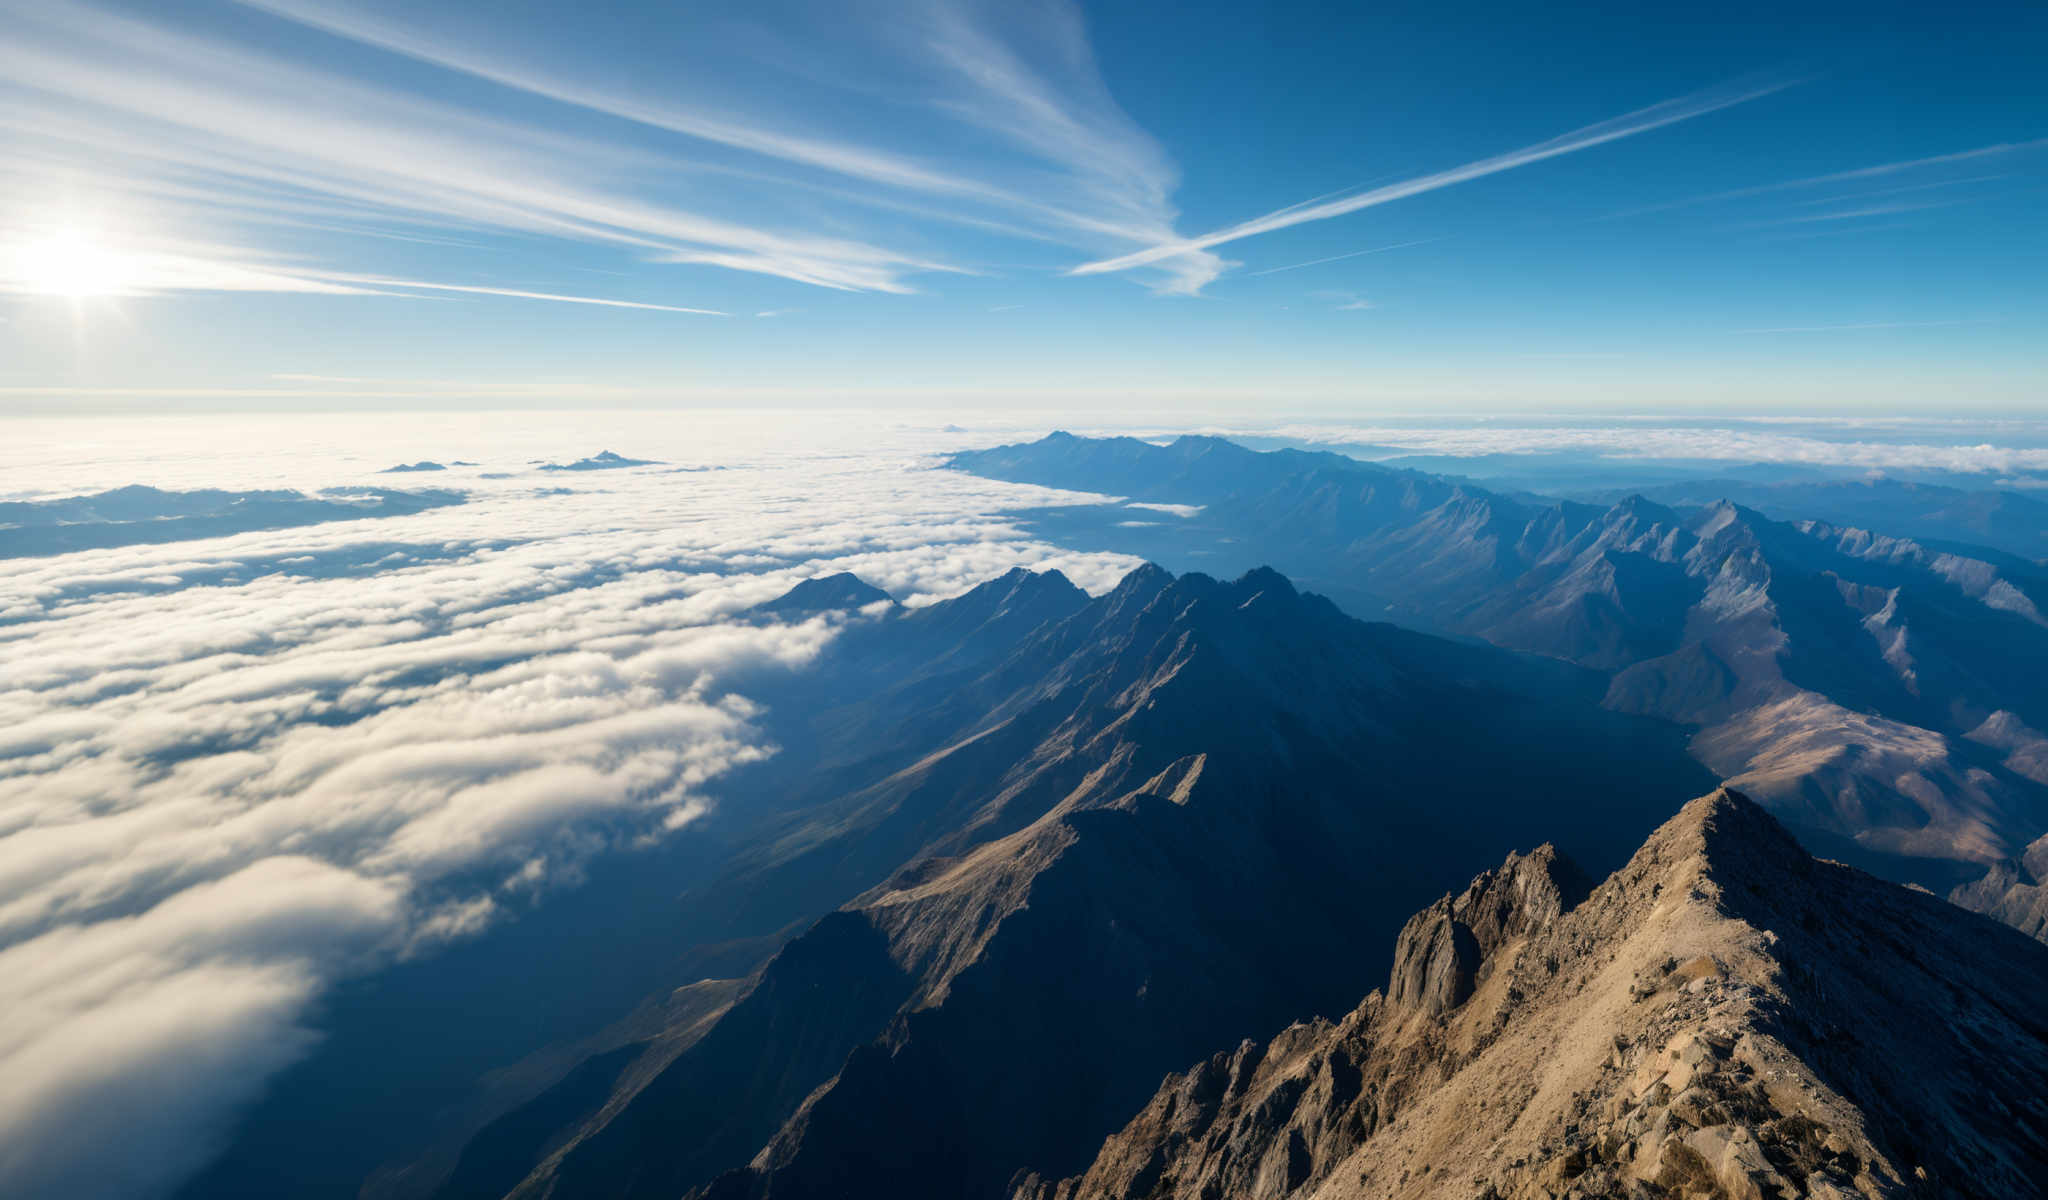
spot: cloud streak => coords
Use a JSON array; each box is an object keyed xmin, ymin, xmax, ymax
[
  {"xmin": 1070, "ymin": 78, "xmax": 1793, "ymax": 278},
  {"xmin": 1245, "ymin": 237, "xmax": 1442, "ymax": 277},
  {"xmin": 0, "ymin": 1, "xmax": 952, "ymax": 294},
  {"xmin": 1597, "ymin": 138, "xmax": 2048, "ymax": 221},
  {"xmin": 318, "ymin": 274, "xmax": 730, "ymax": 315},
  {"xmin": 0, "ymin": 0, "xmax": 1228, "ymax": 300}
]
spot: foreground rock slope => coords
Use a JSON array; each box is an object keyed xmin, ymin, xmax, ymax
[{"xmin": 1017, "ymin": 789, "xmax": 2048, "ymax": 1200}]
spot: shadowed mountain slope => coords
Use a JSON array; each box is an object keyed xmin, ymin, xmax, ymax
[
  {"xmin": 182, "ymin": 566, "xmax": 1096, "ymax": 1200},
  {"xmin": 433, "ymin": 564, "xmax": 1712, "ymax": 1200}
]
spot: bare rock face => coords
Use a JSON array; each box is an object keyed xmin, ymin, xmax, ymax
[
  {"xmin": 1388, "ymin": 847, "xmax": 1587, "ymax": 1016},
  {"xmin": 1951, "ymin": 833, "xmax": 2048, "ymax": 942},
  {"xmin": 1018, "ymin": 789, "xmax": 2048, "ymax": 1200}
]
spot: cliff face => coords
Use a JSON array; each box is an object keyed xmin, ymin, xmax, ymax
[{"xmin": 1019, "ymin": 790, "xmax": 2048, "ymax": 1200}]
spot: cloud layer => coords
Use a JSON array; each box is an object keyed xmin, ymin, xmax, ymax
[
  {"xmin": 0, "ymin": 410, "xmax": 1139, "ymax": 1199},
  {"xmin": 1251, "ymin": 418, "xmax": 2048, "ymax": 476}
]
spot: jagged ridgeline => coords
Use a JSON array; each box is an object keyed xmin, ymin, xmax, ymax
[
  {"xmin": 406, "ymin": 564, "xmax": 2047, "ymax": 1200},
  {"xmin": 1019, "ymin": 791, "xmax": 2048, "ymax": 1200},
  {"xmin": 417, "ymin": 564, "xmax": 1714, "ymax": 1200},
  {"xmin": 946, "ymin": 433, "xmax": 2048, "ymax": 935}
]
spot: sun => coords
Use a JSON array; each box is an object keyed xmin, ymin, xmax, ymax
[{"xmin": 3, "ymin": 229, "xmax": 140, "ymax": 298}]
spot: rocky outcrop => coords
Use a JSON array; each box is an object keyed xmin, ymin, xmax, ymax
[
  {"xmin": 1952, "ymin": 833, "xmax": 2048, "ymax": 943},
  {"xmin": 1017, "ymin": 789, "xmax": 2048, "ymax": 1200},
  {"xmin": 1387, "ymin": 846, "xmax": 1587, "ymax": 1016}
]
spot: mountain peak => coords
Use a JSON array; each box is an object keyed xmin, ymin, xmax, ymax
[
  {"xmin": 755, "ymin": 571, "xmax": 894, "ymax": 616},
  {"xmin": 1030, "ymin": 788, "xmax": 2048, "ymax": 1200},
  {"xmin": 1231, "ymin": 565, "xmax": 1298, "ymax": 598},
  {"xmin": 1388, "ymin": 842, "xmax": 1585, "ymax": 1017},
  {"xmin": 1107, "ymin": 560, "xmax": 1173, "ymax": 596},
  {"xmin": 904, "ymin": 566, "xmax": 1090, "ymax": 645}
]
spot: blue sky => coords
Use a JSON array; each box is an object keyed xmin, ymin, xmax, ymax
[{"xmin": 1, "ymin": 0, "xmax": 2043, "ymax": 411}]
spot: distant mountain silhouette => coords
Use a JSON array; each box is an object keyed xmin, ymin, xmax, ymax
[
  {"xmin": 1584, "ymin": 475, "xmax": 2048, "ymax": 562},
  {"xmin": 0, "ymin": 484, "xmax": 465, "ymax": 558},
  {"xmin": 538, "ymin": 450, "xmax": 659, "ymax": 471}
]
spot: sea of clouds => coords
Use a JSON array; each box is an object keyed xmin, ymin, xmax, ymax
[
  {"xmin": 0, "ymin": 408, "xmax": 1145, "ymax": 1200},
  {"xmin": 7, "ymin": 406, "xmax": 2047, "ymax": 1199}
]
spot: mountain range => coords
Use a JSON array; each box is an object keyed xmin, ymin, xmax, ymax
[
  {"xmin": 414, "ymin": 563, "xmax": 1714, "ymax": 1200},
  {"xmin": 0, "ymin": 483, "xmax": 464, "ymax": 558},
  {"xmin": 948, "ymin": 434, "xmax": 2048, "ymax": 925},
  {"xmin": 1576, "ymin": 476, "xmax": 2048, "ymax": 562},
  {"xmin": 175, "ymin": 556, "xmax": 2048, "ymax": 1200}
]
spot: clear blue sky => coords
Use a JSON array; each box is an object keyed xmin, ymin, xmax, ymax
[{"xmin": 1, "ymin": 0, "xmax": 2044, "ymax": 411}]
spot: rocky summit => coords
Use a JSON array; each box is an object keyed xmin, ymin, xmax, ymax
[{"xmin": 1016, "ymin": 789, "xmax": 2048, "ymax": 1200}]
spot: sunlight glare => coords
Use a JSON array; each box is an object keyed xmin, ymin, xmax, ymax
[{"xmin": 4, "ymin": 229, "xmax": 140, "ymax": 298}]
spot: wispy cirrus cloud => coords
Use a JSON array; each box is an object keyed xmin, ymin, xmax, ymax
[
  {"xmin": 1245, "ymin": 237, "xmax": 1442, "ymax": 277},
  {"xmin": 0, "ymin": 227, "xmax": 732, "ymax": 312},
  {"xmin": 313, "ymin": 274, "xmax": 730, "ymax": 315},
  {"xmin": 911, "ymin": 0, "xmax": 1225, "ymax": 294},
  {"xmin": 1597, "ymin": 138, "xmax": 2048, "ymax": 221},
  {"xmin": 0, "ymin": 1, "xmax": 951, "ymax": 295},
  {"xmin": 1728, "ymin": 198, "xmax": 1967, "ymax": 230},
  {"xmin": 1070, "ymin": 77, "xmax": 1794, "ymax": 279},
  {"xmin": 0, "ymin": 0, "xmax": 1222, "ymax": 302}
]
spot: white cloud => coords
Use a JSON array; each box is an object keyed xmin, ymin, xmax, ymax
[
  {"xmin": 1596, "ymin": 138, "xmax": 2048, "ymax": 221},
  {"xmin": 1256, "ymin": 420, "xmax": 2048, "ymax": 475},
  {"xmin": 1126, "ymin": 501, "xmax": 1202, "ymax": 518},
  {"xmin": 0, "ymin": 0, "xmax": 1223, "ymax": 300},
  {"xmin": 1070, "ymin": 77, "xmax": 1792, "ymax": 279},
  {"xmin": 0, "ymin": 0, "xmax": 967, "ymax": 294},
  {"xmin": 0, "ymin": 411, "xmax": 1143, "ymax": 1200}
]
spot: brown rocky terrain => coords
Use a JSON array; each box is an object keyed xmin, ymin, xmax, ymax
[{"xmin": 1015, "ymin": 789, "xmax": 2048, "ymax": 1200}]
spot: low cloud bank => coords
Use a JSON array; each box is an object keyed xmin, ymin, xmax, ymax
[
  {"xmin": 0, "ymin": 415, "xmax": 1139, "ymax": 1200},
  {"xmin": 1259, "ymin": 419, "xmax": 2048, "ymax": 475}
]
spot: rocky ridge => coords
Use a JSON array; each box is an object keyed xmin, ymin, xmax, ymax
[
  {"xmin": 437, "ymin": 564, "xmax": 1712, "ymax": 1200},
  {"xmin": 1016, "ymin": 789, "xmax": 2048, "ymax": 1200},
  {"xmin": 948, "ymin": 434, "xmax": 2048, "ymax": 921}
]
